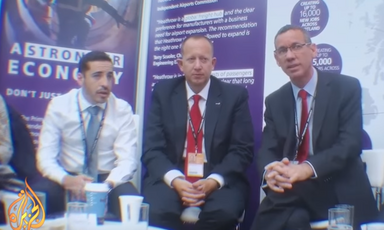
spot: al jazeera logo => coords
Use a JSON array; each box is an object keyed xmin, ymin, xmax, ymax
[{"xmin": 7, "ymin": 179, "xmax": 45, "ymax": 230}]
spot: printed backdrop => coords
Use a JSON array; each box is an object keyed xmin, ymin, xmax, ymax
[{"xmin": 0, "ymin": 0, "xmax": 141, "ymax": 146}]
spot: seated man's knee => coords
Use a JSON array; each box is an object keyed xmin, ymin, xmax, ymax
[
  {"xmin": 285, "ymin": 208, "xmax": 311, "ymax": 230},
  {"xmin": 109, "ymin": 182, "xmax": 139, "ymax": 206},
  {"xmin": 30, "ymin": 177, "xmax": 65, "ymax": 215},
  {"xmin": 149, "ymin": 207, "xmax": 182, "ymax": 230},
  {"xmin": 114, "ymin": 182, "xmax": 139, "ymax": 195},
  {"xmin": 150, "ymin": 208, "xmax": 179, "ymax": 220},
  {"xmin": 145, "ymin": 197, "xmax": 181, "ymax": 227},
  {"xmin": 200, "ymin": 208, "xmax": 239, "ymax": 226},
  {"xmin": 146, "ymin": 195, "xmax": 180, "ymax": 221},
  {"xmin": 107, "ymin": 182, "xmax": 139, "ymax": 218}
]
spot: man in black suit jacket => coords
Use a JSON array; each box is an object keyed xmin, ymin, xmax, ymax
[
  {"xmin": 0, "ymin": 95, "xmax": 66, "ymax": 219},
  {"xmin": 252, "ymin": 25, "xmax": 378, "ymax": 230},
  {"xmin": 7, "ymin": 105, "xmax": 40, "ymax": 182},
  {"xmin": 0, "ymin": 95, "xmax": 42, "ymax": 223},
  {"xmin": 142, "ymin": 35, "xmax": 254, "ymax": 230}
]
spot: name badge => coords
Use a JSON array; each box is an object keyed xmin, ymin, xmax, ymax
[{"xmin": 187, "ymin": 153, "xmax": 204, "ymax": 177}]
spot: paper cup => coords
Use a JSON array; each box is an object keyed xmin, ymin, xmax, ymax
[
  {"xmin": 118, "ymin": 195, "xmax": 143, "ymax": 224},
  {"xmin": 84, "ymin": 183, "xmax": 109, "ymax": 225}
]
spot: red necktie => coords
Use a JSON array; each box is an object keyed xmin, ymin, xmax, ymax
[
  {"xmin": 297, "ymin": 89, "xmax": 309, "ymax": 163},
  {"xmin": 185, "ymin": 94, "xmax": 203, "ymax": 183}
]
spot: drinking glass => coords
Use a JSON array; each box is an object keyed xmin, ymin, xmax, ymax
[
  {"xmin": 66, "ymin": 202, "xmax": 93, "ymax": 230},
  {"xmin": 335, "ymin": 204, "xmax": 354, "ymax": 227},
  {"xmin": 328, "ymin": 208, "xmax": 352, "ymax": 230}
]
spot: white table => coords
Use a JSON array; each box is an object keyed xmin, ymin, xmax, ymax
[
  {"xmin": 1, "ymin": 191, "xmax": 166, "ymax": 230},
  {"xmin": 99, "ymin": 221, "xmax": 166, "ymax": 230},
  {"xmin": 1, "ymin": 220, "xmax": 166, "ymax": 230}
]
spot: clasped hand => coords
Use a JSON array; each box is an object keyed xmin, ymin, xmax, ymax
[
  {"xmin": 265, "ymin": 158, "xmax": 314, "ymax": 193},
  {"xmin": 172, "ymin": 178, "xmax": 219, "ymax": 207},
  {"xmin": 62, "ymin": 174, "xmax": 94, "ymax": 200}
]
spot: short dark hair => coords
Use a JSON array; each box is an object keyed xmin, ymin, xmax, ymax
[
  {"xmin": 180, "ymin": 35, "xmax": 214, "ymax": 56},
  {"xmin": 274, "ymin": 24, "xmax": 312, "ymax": 45},
  {"xmin": 78, "ymin": 51, "xmax": 112, "ymax": 74}
]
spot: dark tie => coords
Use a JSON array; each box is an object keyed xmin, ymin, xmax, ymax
[
  {"xmin": 297, "ymin": 89, "xmax": 309, "ymax": 163},
  {"xmin": 85, "ymin": 106, "xmax": 100, "ymax": 180},
  {"xmin": 184, "ymin": 95, "xmax": 203, "ymax": 183}
]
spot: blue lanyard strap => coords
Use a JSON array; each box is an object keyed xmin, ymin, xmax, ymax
[{"xmin": 76, "ymin": 91, "xmax": 107, "ymax": 172}]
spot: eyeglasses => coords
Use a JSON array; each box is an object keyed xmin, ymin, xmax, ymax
[{"xmin": 274, "ymin": 43, "xmax": 311, "ymax": 56}]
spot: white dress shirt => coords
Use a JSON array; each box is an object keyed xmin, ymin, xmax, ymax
[
  {"xmin": 37, "ymin": 88, "xmax": 137, "ymax": 187},
  {"xmin": 163, "ymin": 79, "xmax": 225, "ymax": 188},
  {"xmin": 0, "ymin": 95, "xmax": 13, "ymax": 165}
]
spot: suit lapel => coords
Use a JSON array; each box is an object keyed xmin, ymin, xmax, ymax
[
  {"xmin": 171, "ymin": 80, "xmax": 188, "ymax": 161},
  {"xmin": 204, "ymin": 77, "xmax": 221, "ymax": 161},
  {"xmin": 312, "ymin": 71, "xmax": 331, "ymax": 149},
  {"xmin": 281, "ymin": 84, "xmax": 296, "ymax": 159}
]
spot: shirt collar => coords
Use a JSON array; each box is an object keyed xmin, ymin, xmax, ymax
[
  {"xmin": 78, "ymin": 88, "xmax": 107, "ymax": 112},
  {"xmin": 185, "ymin": 79, "xmax": 211, "ymax": 101},
  {"xmin": 291, "ymin": 67, "xmax": 318, "ymax": 99}
]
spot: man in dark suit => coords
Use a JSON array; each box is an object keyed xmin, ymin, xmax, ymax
[
  {"xmin": 142, "ymin": 35, "xmax": 254, "ymax": 230},
  {"xmin": 7, "ymin": 105, "xmax": 40, "ymax": 182},
  {"xmin": 0, "ymin": 95, "xmax": 42, "ymax": 223},
  {"xmin": 0, "ymin": 95, "xmax": 73, "ymax": 219},
  {"xmin": 252, "ymin": 25, "xmax": 378, "ymax": 230}
]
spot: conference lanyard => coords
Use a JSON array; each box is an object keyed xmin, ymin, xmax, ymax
[
  {"xmin": 188, "ymin": 110, "xmax": 206, "ymax": 153},
  {"xmin": 76, "ymin": 92, "xmax": 107, "ymax": 169},
  {"xmin": 293, "ymin": 90, "xmax": 316, "ymax": 161}
]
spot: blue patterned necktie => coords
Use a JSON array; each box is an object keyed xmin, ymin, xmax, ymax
[{"xmin": 85, "ymin": 106, "xmax": 100, "ymax": 180}]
